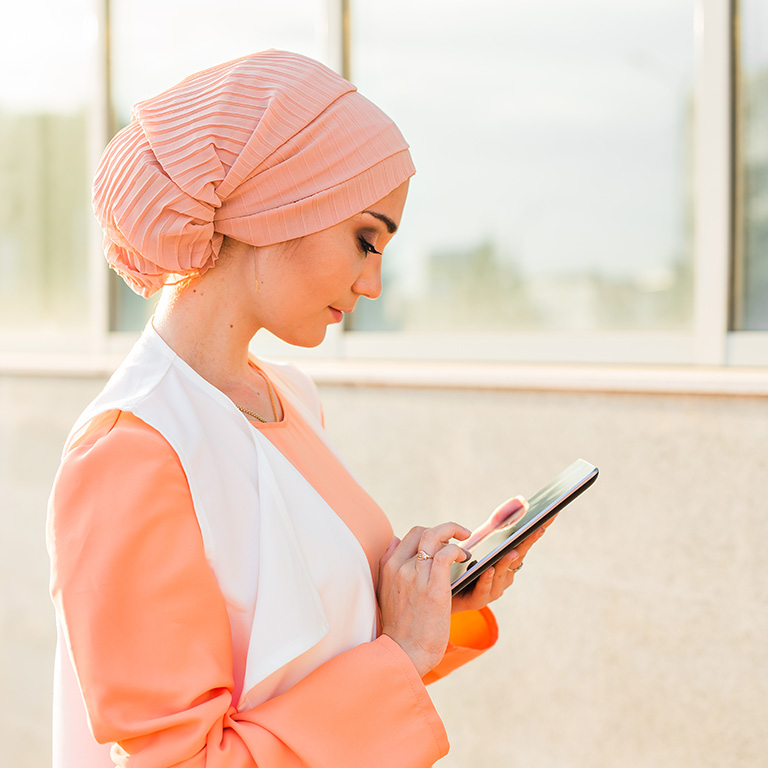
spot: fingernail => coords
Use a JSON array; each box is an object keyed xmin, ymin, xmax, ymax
[
  {"xmin": 486, "ymin": 567, "xmax": 495, "ymax": 577},
  {"xmin": 509, "ymin": 549, "xmax": 520, "ymax": 560},
  {"xmin": 462, "ymin": 549, "xmax": 472, "ymax": 561}
]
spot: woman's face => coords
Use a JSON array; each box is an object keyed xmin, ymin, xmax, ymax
[{"xmin": 250, "ymin": 180, "xmax": 409, "ymax": 347}]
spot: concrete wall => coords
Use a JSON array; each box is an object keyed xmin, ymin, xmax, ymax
[{"xmin": 2, "ymin": 371, "xmax": 766, "ymax": 767}]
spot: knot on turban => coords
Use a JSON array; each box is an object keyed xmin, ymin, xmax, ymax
[{"xmin": 92, "ymin": 50, "xmax": 415, "ymax": 297}]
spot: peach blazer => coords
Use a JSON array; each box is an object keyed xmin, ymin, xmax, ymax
[{"xmin": 48, "ymin": 325, "xmax": 497, "ymax": 766}]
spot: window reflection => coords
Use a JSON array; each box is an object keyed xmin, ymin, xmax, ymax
[
  {"xmin": 0, "ymin": 1, "xmax": 91, "ymax": 332},
  {"xmin": 734, "ymin": 0, "xmax": 768, "ymax": 330},
  {"xmin": 350, "ymin": 0, "xmax": 696, "ymax": 333}
]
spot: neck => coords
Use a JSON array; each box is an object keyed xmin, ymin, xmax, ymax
[{"xmin": 153, "ymin": 267, "xmax": 260, "ymax": 392}]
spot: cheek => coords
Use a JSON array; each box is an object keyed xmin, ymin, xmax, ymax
[
  {"xmin": 299, "ymin": 252, "xmax": 357, "ymax": 293},
  {"xmin": 267, "ymin": 230, "xmax": 359, "ymax": 303}
]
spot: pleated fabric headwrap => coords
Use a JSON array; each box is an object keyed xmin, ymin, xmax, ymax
[{"xmin": 93, "ymin": 50, "xmax": 415, "ymax": 297}]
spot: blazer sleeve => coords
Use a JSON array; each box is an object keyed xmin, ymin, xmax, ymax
[
  {"xmin": 423, "ymin": 608, "xmax": 498, "ymax": 686},
  {"xmin": 48, "ymin": 411, "xmax": 448, "ymax": 768}
]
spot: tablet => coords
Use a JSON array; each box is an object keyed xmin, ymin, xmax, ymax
[{"xmin": 450, "ymin": 459, "xmax": 599, "ymax": 596}]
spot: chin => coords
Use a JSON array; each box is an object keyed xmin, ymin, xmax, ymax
[{"xmin": 274, "ymin": 327, "xmax": 328, "ymax": 349}]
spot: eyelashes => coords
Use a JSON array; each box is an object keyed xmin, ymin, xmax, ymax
[{"xmin": 358, "ymin": 235, "xmax": 382, "ymax": 256}]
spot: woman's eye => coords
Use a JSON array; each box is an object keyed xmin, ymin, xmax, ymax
[{"xmin": 358, "ymin": 236, "xmax": 381, "ymax": 256}]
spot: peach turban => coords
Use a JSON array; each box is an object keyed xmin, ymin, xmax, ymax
[{"xmin": 92, "ymin": 50, "xmax": 415, "ymax": 297}]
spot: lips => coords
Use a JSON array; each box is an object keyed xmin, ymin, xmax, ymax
[
  {"xmin": 330, "ymin": 304, "xmax": 356, "ymax": 317},
  {"xmin": 329, "ymin": 307, "xmax": 344, "ymax": 323}
]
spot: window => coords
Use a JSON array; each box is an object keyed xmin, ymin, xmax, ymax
[
  {"xmin": 0, "ymin": 1, "xmax": 92, "ymax": 336},
  {"xmin": 350, "ymin": 0, "xmax": 696, "ymax": 336},
  {"xmin": 734, "ymin": 0, "xmax": 768, "ymax": 330},
  {"xmin": 1, "ymin": 0, "xmax": 765, "ymax": 371}
]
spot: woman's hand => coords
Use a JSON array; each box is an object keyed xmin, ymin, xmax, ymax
[
  {"xmin": 451, "ymin": 515, "xmax": 557, "ymax": 613},
  {"xmin": 378, "ymin": 522, "xmax": 471, "ymax": 677}
]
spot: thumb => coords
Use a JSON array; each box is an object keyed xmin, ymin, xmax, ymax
[{"xmin": 379, "ymin": 536, "xmax": 400, "ymax": 568}]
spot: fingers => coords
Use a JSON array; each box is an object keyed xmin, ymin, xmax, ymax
[
  {"xmin": 431, "ymin": 542, "xmax": 471, "ymax": 569},
  {"xmin": 419, "ymin": 525, "xmax": 473, "ymax": 578},
  {"xmin": 378, "ymin": 536, "xmax": 400, "ymax": 569},
  {"xmin": 498, "ymin": 525, "xmax": 546, "ymax": 578},
  {"xmin": 514, "ymin": 516, "xmax": 556, "ymax": 558},
  {"xmin": 485, "ymin": 551, "xmax": 520, "ymax": 598},
  {"xmin": 455, "ymin": 548, "xmax": 523, "ymax": 610},
  {"xmin": 417, "ymin": 522, "xmax": 471, "ymax": 556},
  {"xmin": 451, "ymin": 523, "xmax": 553, "ymax": 612},
  {"xmin": 377, "ymin": 523, "xmax": 471, "ymax": 677},
  {"xmin": 381, "ymin": 522, "xmax": 471, "ymax": 573},
  {"xmin": 381, "ymin": 526, "xmax": 426, "ymax": 570}
]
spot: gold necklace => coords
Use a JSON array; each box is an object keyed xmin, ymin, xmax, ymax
[{"xmin": 237, "ymin": 368, "xmax": 279, "ymax": 423}]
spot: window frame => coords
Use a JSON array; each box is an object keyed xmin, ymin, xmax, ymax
[{"xmin": 1, "ymin": 0, "xmax": 766, "ymax": 379}]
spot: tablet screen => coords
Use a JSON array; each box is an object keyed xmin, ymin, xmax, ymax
[{"xmin": 450, "ymin": 459, "xmax": 598, "ymax": 592}]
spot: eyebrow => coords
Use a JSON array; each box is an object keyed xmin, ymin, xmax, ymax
[{"xmin": 362, "ymin": 210, "xmax": 398, "ymax": 234}]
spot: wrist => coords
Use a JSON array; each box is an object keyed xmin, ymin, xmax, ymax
[{"xmin": 382, "ymin": 631, "xmax": 437, "ymax": 677}]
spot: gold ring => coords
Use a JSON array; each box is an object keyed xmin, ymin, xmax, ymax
[
  {"xmin": 509, "ymin": 562, "xmax": 524, "ymax": 573},
  {"xmin": 415, "ymin": 550, "xmax": 434, "ymax": 561}
]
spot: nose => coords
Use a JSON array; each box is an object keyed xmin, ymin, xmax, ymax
[{"xmin": 353, "ymin": 254, "xmax": 382, "ymax": 300}]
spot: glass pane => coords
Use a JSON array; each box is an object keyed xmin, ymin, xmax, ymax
[
  {"xmin": 350, "ymin": 0, "xmax": 696, "ymax": 333},
  {"xmin": 0, "ymin": 1, "xmax": 92, "ymax": 332},
  {"xmin": 108, "ymin": 0, "xmax": 327, "ymax": 331},
  {"xmin": 734, "ymin": 0, "xmax": 768, "ymax": 330}
]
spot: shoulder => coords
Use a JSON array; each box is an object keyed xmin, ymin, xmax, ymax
[
  {"xmin": 49, "ymin": 410, "xmax": 198, "ymax": 576},
  {"xmin": 52, "ymin": 410, "xmax": 189, "ymax": 524},
  {"xmin": 64, "ymin": 409, "xmax": 182, "ymax": 469}
]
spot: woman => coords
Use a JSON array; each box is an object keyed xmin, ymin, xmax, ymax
[{"xmin": 47, "ymin": 50, "xmax": 545, "ymax": 767}]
